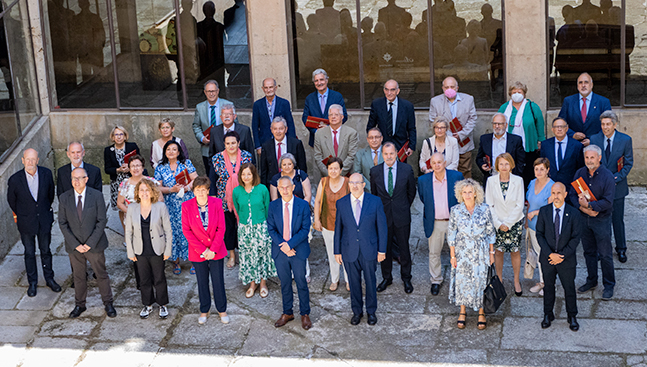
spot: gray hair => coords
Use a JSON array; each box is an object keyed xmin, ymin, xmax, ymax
[
  {"xmin": 600, "ymin": 110, "xmax": 619, "ymax": 124},
  {"xmin": 277, "ymin": 175, "xmax": 294, "ymax": 186},
  {"xmin": 271, "ymin": 116, "xmax": 288, "ymax": 128},
  {"xmin": 432, "ymin": 116, "xmax": 450, "ymax": 129},
  {"xmin": 383, "ymin": 142, "xmax": 397, "ymax": 152},
  {"xmin": 312, "ymin": 68, "xmax": 328, "ymax": 82},
  {"xmin": 328, "ymin": 104, "xmax": 343, "ymax": 115},
  {"xmin": 67, "ymin": 141, "xmax": 85, "ymax": 151},
  {"xmin": 583, "ymin": 144, "xmax": 602, "ymax": 156},
  {"xmin": 367, "ymin": 127, "xmax": 382, "ymax": 136},
  {"xmin": 492, "ymin": 112, "xmax": 508, "ymax": 124},
  {"xmin": 454, "ymin": 178, "xmax": 485, "ymax": 205},
  {"xmin": 221, "ymin": 103, "xmax": 236, "ymax": 114},
  {"xmin": 279, "ymin": 153, "xmax": 297, "ymax": 168},
  {"xmin": 204, "ymin": 80, "xmax": 219, "ymax": 89}
]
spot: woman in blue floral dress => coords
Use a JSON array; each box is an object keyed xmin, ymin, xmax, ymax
[{"xmin": 155, "ymin": 140, "xmax": 198, "ymax": 275}]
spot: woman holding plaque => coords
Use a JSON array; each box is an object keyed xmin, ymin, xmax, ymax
[
  {"xmin": 104, "ymin": 125, "xmax": 142, "ymax": 225},
  {"xmin": 155, "ymin": 140, "xmax": 198, "ymax": 275}
]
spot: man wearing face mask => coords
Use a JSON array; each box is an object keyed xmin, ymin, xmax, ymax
[
  {"xmin": 475, "ymin": 113, "xmax": 525, "ymax": 186},
  {"xmin": 429, "ymin": 76, "xmax": 478, "ymax": 178}
]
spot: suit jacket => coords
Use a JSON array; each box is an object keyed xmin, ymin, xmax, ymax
[
  {"xmin": 301, "ymin": 89, "xmax": 348, "ymax": 147},
  {"xmin": 251, "ymin": 96, "xmax": 296, "ymax": 149},
  {"xmin": 267, "ymin": 197, "xmax": 311, "ymax": 260},
  {"xmin": 192, "ymin": 98, "xmax": 235, "ymax": 157},
  {"xmin": 428, "ymin": 92, "xmax": 478, "ymax": 153},
  {"xmin": 208, "ymin": 123, "xmax": 256, "ymax": 164},
  {"xmin": 7, "ymin": 166, "xmax": 55, "ymax": 235},
  {"xmin": 104, "ymin": 142, "xmax": 141, "ymax": 181},
  {"xmin": 370, "ymin": 161, "xmax": 416, "ymax": 227},
  {"xmin": 540, "ymin": 137, "xmax": 584, "ymax": 186},
  {"xmin": 485, "ymin": 173, "xmax": 525, "ymax": 229},
  {"xmin": 418, "ymin": 169, "xmax": 464, "ymax": 237},
  {"xmin": 536, "ymin": 203, "xmax": 581, "ymax": 268},
  {"xmin": 125, "ymin": 202, "xmax": 173, "ymax": 258},
  {"xmin": 353, "ymin": 147, "xmax": 383, "ymax": 192},
  {"xmin": 57, "ymin": 162, "xmax": 102, "ymax": 197},
  {"xmin": 260, "ymin": 136, "xmax": 307, "ymax": 187},
  {"xmin": 558, "ymin": 92, "xmax": 611, "ymax": 139},
  {"xmin": 590, "ymin": 130, "xmax": 633, "ymax": 199},
  {"xmin": 58, "ymin": 187, "xmax": 109, "ymax": 253},
  {"xmin": 333, "ymin": 193, "xmax": 388, "ymax": 262},
  {"xmin": 313, "ymin": 125, "xmax": 359, "ymax": 177},
  {"xmin": 181, "ymin": 197, "xmax": 227, "ymax": 262},
  {"xmin": 475, "ymin": 133, "xmax": 525, "ymax": 179},
  {"xmin": 366, "ymin": 96, "xmax": 417, "ymax": 151}
]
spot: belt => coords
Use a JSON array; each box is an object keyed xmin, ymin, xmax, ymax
[{"xmin": 435, "ymin": 218, "xmax": 449, "ymax": 221}]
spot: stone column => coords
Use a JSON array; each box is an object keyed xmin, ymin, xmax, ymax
[{"xmin": 27, "ymin": 0, "xmax": 51, "ymax": 115}]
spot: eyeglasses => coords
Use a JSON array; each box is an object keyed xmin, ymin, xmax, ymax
[
  {"xmin": 553, "ymin": 125, "xmax": 568, "ymax": 129},
  {"xmin": 130, "ymin": 164, "xmax": 143, "ymax": 168},
  {"xmin": 492, "ymin": 122, "xmax": 506, "ymax": 126},
  {"xmin": 434, "ymin": 126, "xmax": 447, "ymax": 130},
  {"xmin": 349, "ymin": 181, "xmax": 364, "ymax": 185},
  {"xmin": 114, "ymin": 133, "xmax": 125, "ymax": 137}
]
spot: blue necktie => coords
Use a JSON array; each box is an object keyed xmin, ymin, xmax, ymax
[
  {"xmin": 210, "ymin": 105, "xmax": 216, "ymax": 126},
  {"xmin": 605, "ymin": 138, "xmax": 612, "ymax": 160},
  {"xmin": 557, "ymin": 141, "xmax": 564, "ymax": 171},
  {"xmin": 554, "ymin": 208, "xmax": 561, "ymax": 247}
]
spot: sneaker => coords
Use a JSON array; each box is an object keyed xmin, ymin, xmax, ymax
[
  {"xmin": 159, "ymin": 305, "xmax": 169, "ymax": 319},
  {"xmin": 530, "ymin": 283, "xmax": 544, "ymax": 293},
  {"xmin": 538, "ymin": 289, "xmax": 544, "ymax": 296},
  {"xmin": 140, "ymin": 306, "xmax": 153, "ymax": 319}
]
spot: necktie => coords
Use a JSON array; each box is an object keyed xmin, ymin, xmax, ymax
[
  {"xmin": 210, "ymin": 105, "xmax": 216, "ymax": 126},
  {"xmin": 557, "ymin": 141, "xmax": 564, "ymax": 171},
  {"xmin": 388, "ymin": 166, "xmax": 394, "ymax": 196},
  {"xmin": 320, "ymin": 94, "xmax": 326, "ymax": 114},
  {"xmin": 387, "ymin": 102, "xmax": 393, "ymax": 136},
  {"xmin": 605, "ymin": 138, "xmax": 611, "ymax": 159},
  {"xmin": 277, "ymin": 142, "xmax": 282, "ymax": 170},
  {"xmin": 77, "ymin": 195, "xmax": 83, "ymax": 221},
  {"xmin": 333, "ymin": 130, "xmax": 339, "ymax": 156},
  {"xmin": 267, "ymin": 100, "xmax": 273, "ymax": 120},
  {"xmin": 554, "ymin": 208, "xmax": 561, "ymax": 246},
  {"xmin": 283, "ymin": 203, "xmax": 290, "ymax": 241},
  {"xmin": 373, "ymin": 150, "xmax": 378, "ymax": 166},
  {"xmin": 355, "ymin": 199, "xmax": 361, "ymax": 225},
  {"xmin": 581, "ymin": 97, "xmax": 587, "ymax": 124}
]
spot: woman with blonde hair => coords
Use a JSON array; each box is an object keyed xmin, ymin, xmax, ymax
[{"xmin": 419, "ymin": 116, "xmax": 460, "ymax": 173}]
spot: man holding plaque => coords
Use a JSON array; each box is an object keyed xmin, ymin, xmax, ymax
[
  {"xmin": 302, "ymin": 68, "xmax": 348, "ymax": 147},
  {"xmin": 568, "ymin": 145, "xmax": 616, "ymax": 300},
  {"xmin": 429, "ymin": 76, "xmax": 477, "ymax": 178},
  {"xmin": 313, "ymin": 104, "xmax": 358, "ymax": 177},
  {"xmin": 475, "ymin": 113, "xmax": 525, "ymax": 187},
  {"xmin": 590, "ymin": 111, "xmax": 633, "ymax": 263}
]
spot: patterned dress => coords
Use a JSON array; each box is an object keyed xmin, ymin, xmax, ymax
[
  {"xmin": 447, "ymin": 203, "xmax": 496, "ymax": 311},
  {"xmin": 118, "ymin": 176, "xmax": 158, "ymax": 204},
  {"xmin": 212, "ymin": 150, "xmax": 253, "ymax": 211},
  {"xmin": 494, "ymin": 181, "xmax": 524, "ymax": 252},
  {"xmin": 232, "ymin": 185, "xmax": 277, "ymax": 284},
  {"xmin": 110, "ymin": 148, "xmax": 128, "ymax": 210},
  {"xmin": 154, "ymin": 159, "xmax": 196, "ymax": 261}
]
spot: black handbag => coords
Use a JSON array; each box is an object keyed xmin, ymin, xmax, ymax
[{"xmin": 483, "ymin": 264, "xmax": 507, "ymax": 314}]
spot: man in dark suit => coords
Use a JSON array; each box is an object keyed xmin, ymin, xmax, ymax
[
  {"xmin": 259, "ymin": 116, "xmax": 307, "ymax": 187},
  {"xmin": 301, "ymin": 68, "xmax": 348, "ymax": 147},
  {"xmin": 7, "ymin": 149, "xmax": 61, "ymax": 297},
  {"xmin": 590, "ymin": 111, "xmax": 633, "ymax": 263},
  {"xmin": 418, "ymin": 153, "xmax": 463, "ymax": 295},
  {"xmin": 536, "ymin": 182, "xmax": 581, "ymax": 331},
  {"xmin": 57, "ymin": 141, "xmax": 102, "ymax": 197},
  {"xmin": 59, "ymin": 167, "xmax": 116, "ymax": 319},
  {"xmin": 208, "ymin": 103, "xmax": 256, "ymax": 164},
  {"xmin": 476, "ymin": 113, "xmax": 525, "ymax": 185},
  {"xmin": 366, "ymin": 79, "xmax": 416, "ymax": 157},
  {"xmin": 370, "ymin": 142, "xmax": 416, "ymax": 293},
  {"xmin": 334, "ymin": 173, "xmax": 387, "ymax": 325},
  {"xmin": 251, "ymin": 78, "xmax": 296, "ymax": 156},
  {"xmin": 267, "ymin": 176, "xmax": 312, "ymax": 330},
  {"xmin": 540, "ymin": 118, "xmax": 585, "ymax": 188},
  {"xmin": 558, "ymin": 72, "xmax": 612, "ymax": 146}
]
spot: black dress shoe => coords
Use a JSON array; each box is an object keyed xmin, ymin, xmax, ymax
[
  {"xmin": 367, "ymin": 313, "xmax": 377, "ymax": 325},
  {"xmin": 70, "ymin": 280, "xmax": 75, "ymax": 288},
  {"xmin": 617, "ymin": 250, "xmax": 627, "ymax": 263},
  {"xmin": 541, "ymin": 314, "xmax": 555, "ymax": 329},
  {"xmin": 105, "ymin": 303, "xmax": 117, "ymax": 318},
  {"xmin": 46, "ymin": 280, "xmax": 62, "ymax": 293},
  {"xmin": 27, "ymin": 284, "xmax": 37, "ymax": 297},
  {"xmin": 69, "ymin": 306, "xmax": 87, "ymax": 318},
  {"xmin": 430, "ymin": 284, "xmax": 440, "ymax": 295},
  {"xmin": 376, "ymin": 278, "xmax": 392, "ymax": 292},
  {"xmin": 403, "ymin": 280, "xmax": 414, "ymax": 294},
  {"xmin": 350, "ymin": 313, "xmax": 363, "ymax": 325},
  {"xmin": 568, "ymin": 315, "xmax": 579, "ymax": 331},
  {"xmin": 577, "ymin": 282, "xmax": 597, "ymax": 293}
]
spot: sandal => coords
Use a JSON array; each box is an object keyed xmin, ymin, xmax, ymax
[
  {"xmin": 226, "ymin": 257, "xmax": 236, "ymax": 269},
  {"xmin": 260, "ymin": 287, "xmax": 269, "ymax": 298},
  {"xmin": 478, "ymin": 312, "xmax": 487, "ymax": 330},
  {"xmin": 329, "ymin": 282, "xmax": 339, "ymax": 291},
  {"xmin": 245, "ymin": 286, "xmax": 256, "ymax": 298},
  {"xmin": 173, "ymin": 263, "xmax": 181, "ymax": 275},
  {"xmin": 190, "ymin": 266, "xmax": 196, "ymax": 275},
  {"xmin": 457, "ymin": 312, "xmax": 466, "ymax": 329}
]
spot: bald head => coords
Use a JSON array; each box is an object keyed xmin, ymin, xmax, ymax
[
  {"xmin": 551, "ymin": 182, "xmax": 567, "ymax": 207},
  {"xmin": 430, "ymin": 152, "xmax": 446, "ymax": 174},
  {"xmin": 442, "ymin": 77, "xmax": 458, "ymax": 89},
  {"xmin": 22, "ymin": 149, "xmax": 39, "ymax": 174},
  {"xmin": 383, "ymin": 79, "xmax": 400, "ymax": 102}
]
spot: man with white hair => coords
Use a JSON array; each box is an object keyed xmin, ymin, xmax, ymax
[
  {"xmin": 302, "ymin": 68, "xmax": 348, "ymax": 147},
  {"xmin": 208, "ymin": 103, "xmax": 255, "ymax": 164},
  {"xmin": 260, "ymin": 116, "xmax": 308, "ymax": 187},
  {"xmin": 475, "ymin": 113, "xmax": 525, "ymax": 185},
  {"xmin": 57, "ymin": 141, "xmax": 102, "ymax": 197},
  {"xmin": 313, "ymin": 104, "xmax": 358, "ymax": 177},
  {"xmin": 251, "ymin": 77, "xmax": 296, "ymax": 156}
]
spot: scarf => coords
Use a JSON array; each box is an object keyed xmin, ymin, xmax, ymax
[
  {"xmin": 223, "ymin": 149, "xmax": 242, "ymax": 215},
  {"xmin": 504, "ymin": 98, "xmax": 527, "ymax": 149}
]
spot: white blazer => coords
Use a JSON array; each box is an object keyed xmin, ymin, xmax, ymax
[
  {"xmin": 485, "ymin": 173, "xmax": 524, "ymax": 229},
  {"xmin": 419, "ymin": 135, "xmax": 460, "ymax": 172}
]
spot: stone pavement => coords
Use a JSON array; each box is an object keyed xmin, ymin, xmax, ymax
[{"xmin": 1, "ymin": 186, "xmax": 646, "ymax": 367}]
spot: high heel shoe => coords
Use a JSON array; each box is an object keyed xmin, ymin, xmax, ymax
[
  {"xmin": 514, "ymin": 284, "xmax": 523, "ymax": 297},
  {"xmin": 477, "ymin": 312, "xmax": 487, "ymax": 330},
  {"xmin": 457, "ymin": 312, "xmax": 466, "ymax": 329}
]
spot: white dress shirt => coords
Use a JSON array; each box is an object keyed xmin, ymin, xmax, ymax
[
  {"xmin": 604, "ymin": 131, "xmax": 616, "ymax": 152},
  {"xmin": 579, "ymin": 93, "xmax": 592, "ymax": 116},
  {"xmin": 74, "ymin": 187, "xmax": 87, "ymax": 210},
  {"xmin": 275, "ymin": 138, "xmax": 286, "ymax": 161},
  {"xmin": 387, "ymin": 97, "xmax": 398, "ymax": 135},
  {"xmin": 25, "ymin": 169, "xmax": 39, "ymax": 201},
  {"xmin": 330, "ymin": 126, "xmax": 340, "ymax": 149},
  {"xmin": 552, "ymin": 203, "xmax": 564, "ymax": 235},
  {"xmin": 492, "ymin": 132, "xmax": 507, "ymax": 162},
  {"xmin": 223, "ymin": 123, "xmax": 236, "ymax": 135}
]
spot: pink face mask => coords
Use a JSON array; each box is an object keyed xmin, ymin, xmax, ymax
[{"xmin": 444, "ymin": 88, "xmax": 457, "ymax": 99}]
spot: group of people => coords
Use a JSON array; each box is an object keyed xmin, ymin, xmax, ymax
[{"xmin": 7, "ymin": 67, "xmax": 633, "ymax": 333}]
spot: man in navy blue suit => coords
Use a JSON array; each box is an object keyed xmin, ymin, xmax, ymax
[
  {"xmin": 590, "ymin": 111, "xmax": 633, "ymax": 263},
  {"xmin": 251, "ymin": 78, "xmax": 296, "ymax": 156},
  {"xmin": 259, "ymin": 116, "xmax": 307, "ymax": 187},
  {"xmin": 301, "ymin": 68, "xmax": 348, "ymax": 147},
  {"xmin": 57, "ymin": 142, "xmax": 102, "ymax": 197},
  {"xmin": 366, "ymin": 79, "xmax": 416, "ymax": 156},
  {"xmin": 267, "ymin": 176, "xmax": 312, "ymax": 330},
  {"xmin": 334, "ymin": 173, "xmax": 387, "ymax": 325},
  {"xmin": 540, "ymin": 117, "xmax": 585, "ymax": 188},
  {"xmin": 475, "ymin": 113, "xmax": 525, "ymax": 185},
  {"xmin": 558, "ymin": 72, "xmax": 611, "ymax": 146}
]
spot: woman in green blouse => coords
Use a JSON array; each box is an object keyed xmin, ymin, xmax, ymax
[{"xmin": 232, "ymin": 163, "xmax": 277, "ymax": 298}]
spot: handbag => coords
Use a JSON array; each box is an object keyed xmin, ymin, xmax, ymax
[
  {"xmin": 483, "ymin": 264, "xmax": 507, "ymax": 314},
  {"xmin": 524, "ymin": 230, "xmax": 538, "ymax": 279}
]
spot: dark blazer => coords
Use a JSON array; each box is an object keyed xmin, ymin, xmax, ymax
[
  {"xmin": 540, "ymin": 137, "xmax": 584, "ymax": 186},
  {"xmin": 260, "ymin": 136, "xmax": 307, "ymax": 187},
  {"xmin": 267, "ymin": 197, "xmax": 311, "ymax": 261},
  {"xmin": 251, "ymin": 96, "xmax": 296, "ymax": 149},
  {"xmin": 590, "ymin": 130, "xmax": 633, "ymax": 199},
  {"xmin": 418, "ymin": 169, "xmax": 464, "ymax": 238},
  {"xmin": 57, "ymin": 163, "xmax": 102, "ymax": 197},
  {"xmin": 7, "ymin": 166, "xmax": 55, "ymax": 235},
  {"xmin": 536, "ymin": 203, "xmax": 581, "ymax": 268},
  {"xmin": 58, "ymin": 187, "xmax": 109, "ymax": 253},
  {"xmin": 475, "ymin": 132, "xmax": 525, "ymax": 178},
  {"xmin": 333, "ymin": 193, "xmax": 388, "ymax": 262},
  {"xmin": 366, "ymin": 97, "xmax": 417, "ymax": 151},
  {"xmin": 558, "ymin": 93, "xmax": 612, "ymax": 139},
  {"xmin": 301, "ymin": 89, "xmax": 348, "ymax": 147},
  {"xmin": 208, "ymin": 123, "xmax": 256, "ymax": 164},
  {"xmin": 104, "ymin": 142, "xmax": 141, "ymax": 181},
  {"xmin": 370, "ymin": 161, "xmax": 416, "ymax": 227}
]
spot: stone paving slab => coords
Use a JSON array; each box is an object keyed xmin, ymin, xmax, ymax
[
  {"xmin": 167, "ymin": 313, "xmax": 251, "ymax": 351},
  {"xmin": 22, "ymin": 338, "xmax": 87, "ymax": 367},
  {"xmin": 0, "ymin": 326, "xmax": 38, "ymax": 343},
  {"xmin": 75, "ymin": 341, "xmax": 159, "ymax": 367},
  {"xmin": 0, "ymin": 310, "xmax": 47, "ymax": 326},
  {"xmin": 0, "ymin": 256, "xmax": 26, "ymax": 286},
  {"xmin": 97, "ymin": 307, "xmax": 177, "ymax": 343},
  {"xmin": 38, "ymin": 318, "xmax": 98, "ymax": 337},
  {"xmin": 488, "ymin": 350, "xmax": 626, "ymax": 367},
  {"xmin": 0, "ymin": 286, "xmax": 26, "ymax": 309},
  {"xmin": 595, "ymin": 300, "xmax": 647, "ymax": 320},
  {"xmin": 18, "ymin": 255, "xmax": 71, "ymax": 287},
  {"xmin": 15, "ymin": 287, "xmax": 61, "ymax": 310}
]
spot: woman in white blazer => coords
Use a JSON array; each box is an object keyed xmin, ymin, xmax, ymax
[
  {"xmin": 125, "ymin": 179, "xmax": 173, "ymax": 319},
  {"xmin": 419, "ymin": 116, "xmax": 460, "ymax": 173},
  {"xmin": 485, "ymin": 153, "xmax": 525, "ymax": 297}
]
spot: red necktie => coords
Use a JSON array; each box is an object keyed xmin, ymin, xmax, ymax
[
  {"xmin": 277, "ymin": 142, "xmax": 282, "ymax": 171},
  {"xmin": 333, "ymin": 130, "xmax": 339, "ymax": 156},
  {"xmin": 283, "ymin": 203, "xmax": 290, "ymax": 241},
  {"xmin": 581, "ymin": 97, "xmax": 587, "ymax": 124}
]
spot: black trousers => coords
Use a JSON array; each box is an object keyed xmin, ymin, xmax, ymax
[
  {"xmin": 224, "ymin": 210, "xmax": 238, "ymax": 251},
  {"xmin": 21, "ymin": 231, "xmax": 54, "ymax": 285},
  {"xmin": 381, "ymin": 223, "xmax": 412, "ymax": 281},
  {"xmin": 540, "ymin": 261, "xmax": 578, "ymax": 317},
  {"xmin": 192, "ymin": 259, "xmax": 227, "ymax": 313},
  {"xmin": 202, "ymin": 156, "xmax": 212, "ymax": 177},
  {"xmin": 522, "ymin": 149, "xmax": 540, "ymax": 191},
  {"xmin": 344, "ymin": 247, "xmax": 378, "ymax": 316},
  {"xmin": 612, "ymin": 198, "xmax": 626, "ymax": 252},
  {"xmin": 69, "ymin": 250, "xmax": 113, "ymax": 307},
  {"xmin": 136, "ymin": 254, "xmax": 169, "ymax": 306}
]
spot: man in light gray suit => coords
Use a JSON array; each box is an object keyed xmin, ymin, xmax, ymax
[
  {"xmin": 192, "ymin": 80, "xmax": 236, "ymax": 174},
  {"xmin": 314, "ymin": 104, "xmax": 359, "ymax": 177},
  {"xmin": 428, "ymin": 76, "xmax": 478, "ymax": 178},
  {"xmin": 354, "ymin": 127, "xmax": 384, "ymax": 192},
  {"xmin": 59, "ymin": 167, "xmax": 115, "ymax": 319}
]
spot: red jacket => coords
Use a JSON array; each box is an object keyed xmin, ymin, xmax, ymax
[{"xmin": 182, "ymin": 197, "xmax": 226, "ymax": 262}]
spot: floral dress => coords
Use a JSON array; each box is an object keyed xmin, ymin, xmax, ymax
[
  {"xmin": 154, "ymin": 159, "xmax": 196, "ymax": 261},
  {"xmin": 494, "ymin": 181, "xmax": 524, "ymax": 252},
  {"xmin": 447, "ymin": 203, "xmax": 496, "ymax": 311},
  {"xmin": 212, "ymin": 150, "xmax": 253, "ymax": 211},
  {"xmin": 110, "ymin": 147, "xmax": 129, "ymax": 210},
  {"xmin": 118, "ymin": 176, "xmax": 157, "ymax": 204}
]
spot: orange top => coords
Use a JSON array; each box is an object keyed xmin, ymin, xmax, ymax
[{"xmin": 321, "ymin": 176, "xmax": 349, "ymax": 231}]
